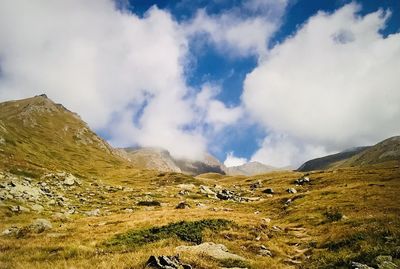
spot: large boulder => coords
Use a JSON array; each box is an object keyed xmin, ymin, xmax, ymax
[
  {"xmin": 176, "ymin": 242, "xmax": 246, "ymax": 262},
  {"xmin": 29, "ymin": 219, "xmax": 52, "ymax": 233}
]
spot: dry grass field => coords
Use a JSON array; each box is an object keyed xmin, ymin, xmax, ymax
[{"xmin": 1, "ymin": 162, "xmax": 399, "ymax": 269}]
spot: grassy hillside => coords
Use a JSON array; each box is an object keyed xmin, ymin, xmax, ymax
[{"xmin": 0, "ymin": 95, "xmax": 131, "ymax": 177}]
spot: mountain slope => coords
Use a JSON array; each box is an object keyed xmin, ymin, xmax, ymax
[
  {"xmin": 298, "ymin": 136, "xmax": 400, "ymax": 171},
  {"xmin": 123, "ymin": 147, "xmax": 181, "ymax": 173},
  {"xmin": 340, "ymin": 136, "xmax": 400, "ymax": 167},
  {"xmin": 297, "ymin": 147, "xmax": 370, "ymax": 172},
  {"xmin": 0, "ymin": 95, "xmax": 129, "ymax": 176},
  {"xmin": 122, "ymin": 147, "xmax": 225, "ymax": 176},
  {"xmin": 225, "ymin": 161, "xmax": 279, "ymax": 176}
]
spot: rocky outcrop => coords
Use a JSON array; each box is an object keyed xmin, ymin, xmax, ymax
[
  {"xmin": 145, "ymin": 255, "xmax": 192, "ymax": 269},
  {"xmin": 176, "ymin": 242, "xmax": 246, "ymax": 261}
]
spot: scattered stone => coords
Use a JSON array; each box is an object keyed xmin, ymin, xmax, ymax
[
  {"xmin": 29, "ymin": 219, "xmax": 52, "ymax": 233},
  {"xmin": 85, "ymin": 209, "xmax": 100, "ymax": 216},
  {"xmin": 258, "ymin": 245, "xmax": 273, "ymax": 257},
  {"xmin": 145, "ymin": 255, "xmax": 192, "ymax": 269},
  {"xmin": 1, "ymin": 227, "xmax": 19, "ymax": 236},
  {"xmin": 217, "ymin": 189, "xmax": 248, "ymax": 202},
  {"xmin": 250, "ymin": 180, "xmax": 262, "ymax": 189},
  {"xmin": 199, "ymin": 185, "xmax": 216, "ymax": 195},
  {"xmin": 178, "ymin": 184, "xmax": 195, "ymax": 190},
  {"xmin": 351, "ymin": 262, "xmax": 375, "ymax": 269},
  {"xmin": 9, "ymin": 205, "xmax": 30, "ymax": 213},
  {"xmin": 52, "ymin": 212, "xmax": 70, "ymax": 222},
  {"xmin": 262, "ymin": 188, "xmax": 274, "ymax": 194},
  {"xmin": 376, "ymin": 255, "xmax": 397, "ymax": 269},
  {"xmin": 176, "ymin": 242, "xmax": 246, "ymax": 262},
  {"xmin": 262, "ymin": 218, "xmax": 271, "ymax": 224},
  {"xmin": 294, "ymin": 176, "xmax": 310, "ymax": 185},
  {"xmin": 30, "ymin": 204, "xmax": 44, "ymax": 212},
  {"xmin": 287, "ymin": 188, "xmax": 297, "ymax": 194},
  {"xmin": 178, "ymin": 190, "xmax": 189, "ymax": 196},
  {"xmin": 196, "ymin": 203, "xmax": 207, "ymax": 208},
  {"xmin": 176, "ymin": 201, "xmax": 190, "ymax": 209},
  {"xmin": 137, "ymin": 201, "xmax": 161, "ymax": 207}
]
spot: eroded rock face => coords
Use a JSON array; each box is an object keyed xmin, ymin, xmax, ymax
[
  {"xmin": 176, "ymin": 242, "xmax": 246, "ymax": 261},
  {"xmin": 145, "ymin": 255, "xmax": 192, "ymax": 269}
]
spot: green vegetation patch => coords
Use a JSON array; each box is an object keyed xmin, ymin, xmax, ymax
[{"xmin": 106, "ymin": 219, "xmax": 233, "ymax": 248}]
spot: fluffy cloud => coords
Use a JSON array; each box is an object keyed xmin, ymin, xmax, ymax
[
  {"xmin": 244, "ymin": 3, "xmax": 400, "ymax": 166},
  {"xmin": 195, "ymin": 84, "xmax": 243, "ymax": 130},
  {"xmin": 185, "ymin": 0, "xmax": 288, "ymax": 57},
  {"xmin": 0, "ymin": 0, "xmax": 208, "ymax": 159},
  {"xmin": 224, "ymin": 151, "xmax": 248, "ymax": 167}
]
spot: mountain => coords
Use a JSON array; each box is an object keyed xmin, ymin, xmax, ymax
[
  {"xmin": 0, "ymin": 95, "xmax": 129, "ymax": 176},
  {"xmin": 225, "ymin": 161, "xmax": 279, "ymax": 176},
  {"xmin": 340, "ymin": 136, "xmax": 400, "ymax": 167},
  {"xmin": 174, "ymin": 153, "xmax": 225, "ymax": 175},
  {"xmin": 122, "ymin": 147, "xmax": 225, "ymax": 176},
  {"xmin": 123, "ymin": 147, "xmax": 182, "ymax": 173},
  {"xmin": 298, "ymin": 136, "xmax": 400, "ymax": 171},
  {"xmin": 297, "ymin": 147, "xmax": 370, "ymax": 172}
]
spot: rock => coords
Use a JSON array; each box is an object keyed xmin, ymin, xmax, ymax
[
  {"xmin": 199, "ymin": 185, "xmax": 216, "ymax": 195},
  {"xmin": 351, "ymin": 262, "xmax": 375, "ymax": 269},
  {"xmin": 258, "ymin": 245, "xmax": 273, "ymax": 257},
  {"xmin": 52, "ymin": 212, "xmax": 70, "ymax": 222},
  {"xmin": 29, "ymin": 219, "xmax": 52, "ymax": 233},
  {"xmin": 178, "ymin": 190, "xmax": 189, "ymax": 196},
  {"xmin": 376, "ymin": 256, "xmax": 397, "ymax": 269},
  {"xmin": 250, "ymin": 180, "xmax": 262, "ymax": 189},
  {"xmin": 85, "ymin": 209, "xmax": 100, "ymax": 216},
  {"xmin": 176, "ymin": 201, "xmax": 190, "ymax": 209},
  {"xmin": 294, "ymin": 176, "xmax": 310, "ymax": 185},
  {"xmin": 376, "ymin": 256, "xmax": 392, "ymax": 264},
  {"xmin": 145, "ymin": 255, "xmax": 192, "ymax": 269},
  {"xmin": 262, "ymin": 188, "xmax": 274, "ymax": 194},
  {"xmin": 30, "ymin": 204, "xmax": 44, "ymax": 212},
  {"xmin": 217, "ymin": 189, "xmax": 248, "ymax": 202},
  {"xmin": 176, "ymin": 242, "xmax": 246, "ymax": 261},
  {"xmin": 178, "ymin": 184, "xmax": 195, "ymax": 190},
  {"xmin": 1, "ymin": 227, "xmax": 19, "ymax": 236},
  {"xmin": 63, "ymin": 174, "xmax": 76, "ymax": 186},
  {"xmin": 262, "ymin": 218, "xmax": 271, "ymax": 224},
  {"xmin": 196, "ymin": 203, "xmax": 207, "ymax": 208},
  {"xmin": 287, "ymin": 188, "xmax": 297, "ymax": 194},
  {"xmin": 9, "ymin": 205, "xmax": 30, "ymax": 213}
]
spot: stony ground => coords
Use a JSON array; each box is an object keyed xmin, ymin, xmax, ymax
[{"xmin": 0, "ymin": 164, "xmax": 399, "ymax": 269}]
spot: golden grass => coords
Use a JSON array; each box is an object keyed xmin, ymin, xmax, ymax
[{"xmin": 0, "ymin": 163, "xmax": 399, "ymax": 268}]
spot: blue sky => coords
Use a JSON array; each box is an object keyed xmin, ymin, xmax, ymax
[
  {"xmin": 121, "ymin": 0, "xmax": 400, "ymax": 164},
  {"xmin": 0, "ymin": 0, "xmax": 399, "ymax": 167}
]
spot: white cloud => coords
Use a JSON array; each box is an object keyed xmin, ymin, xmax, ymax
[
  {"xmin": 195, "ymin": 84, "xmax": 243, "ymax": 130},
  {"xmin": 185, "ymin": 1, "xmax": 288, "ymax": 57},
  {"xmin": 224, "ymin": 151, "xmax": 248, "ymax": 167},
  {"xmin": 244, "ymin": 3, "xmax": 400, "ymax": 166},
  {"xmin": 0, "ymin": 0, "xmax": 208, "ymax": 159}
]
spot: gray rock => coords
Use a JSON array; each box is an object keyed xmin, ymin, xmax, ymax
[
  {"xmin": 30, "ymin": 204, "xmax": 44, "ymax": 212},
  {"xmin": 85, "ymin": 209, "xmax": 100, "ymax": 216},
  {"xmin": 262, "ymin": 188, "xmax": 274, "ymax": 194},
  {"xmin": 351, "ymin": 262, "xmax": 375, "ymax": 269},
  {"xmin": 176, "ymin": 201, "xmax": 190, "ymax": 209},
  {"xmin": 294, "ymin": 176, "xmax": 310, "ymax": 185},
  {"xmin": 250, "ymin": 180, "xmax": 262, "ymax": 189},
  {"xmin": 29, "ymin": 219, "xmax": 52, "ymax": 233},
  {"xmin": 176, "ymin": 242, "xmax": 246, "ymax": 261},
  {"xmin": 199, "ymin": 185, "xmax": 216, "ymax": 195},
  {"xmin": 287, "ymin": 188, "xmax": 297, "ymax": 194},
  {"xmin": 146, "ymin": 255, "xmax": 192, "ymax": 269},
  {"xmin": 63, "ymin": 174, "xmax": 76, "ymax": 186}
]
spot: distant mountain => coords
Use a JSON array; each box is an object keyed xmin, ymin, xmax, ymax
[
  {"xmin": 0, "ymin": 95, "xmax": 129, "ymax": 175},
  {"xmin": 297, "ymin": 147, "xmax": 370, "ymax": 172},
  {"xmin": 121, "ymin": 147, "xmax": 225, "ymax": 176},
  {"xmin": 224, "ymin": 161, "xmax": 280, "ymax": 176},
  {"xmin": 340, "ymin": 136, "xmax": 400, "ymax": 167},
  {"xmin": 123, "ymin": 147, "xmax": 182, "ymax": 173},
  {"xmin": 298, "ymin": 136, "xmax": 400, "ymax": 171}
]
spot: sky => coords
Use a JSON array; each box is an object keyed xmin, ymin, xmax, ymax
[{"xmin": 0, "ymin": 0, "xmax": 399, "ymax": 168}]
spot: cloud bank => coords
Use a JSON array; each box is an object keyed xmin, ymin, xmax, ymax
[{"xmin": 244, "ymin": 3, "xmax": 400, "ymax": 167}]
